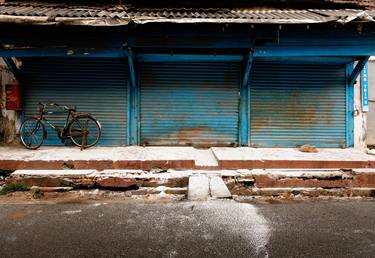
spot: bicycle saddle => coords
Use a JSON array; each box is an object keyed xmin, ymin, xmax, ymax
[{"xmin": 64, "ymin": 106, "xmax": 76, "ymax": 112}]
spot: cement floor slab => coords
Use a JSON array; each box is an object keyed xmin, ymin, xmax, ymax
[
  {"xmin": 1, "ymin": 146, "xmax": 375, "ymax": 170},
  {"xmin": 212, "ymin": 147, "xmax": 375, "ymax": 161}
]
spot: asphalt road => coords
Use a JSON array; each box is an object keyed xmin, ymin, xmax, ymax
[{"xmin": 0, "ymin": 199, "xmax": 374, "ymax": 258}]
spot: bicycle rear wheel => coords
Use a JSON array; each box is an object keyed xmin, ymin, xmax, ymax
[
  {"xmin": 19, "ymin": 118, "xmax": 46, "ymax": 150},
  {"xmin": 68, "ymin": 115, "xmax": 101, "ymax": 149}
]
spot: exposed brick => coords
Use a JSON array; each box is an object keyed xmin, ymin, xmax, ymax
[
  {"xmin": 1, "ymin": 157, "xmax": 374, "ymax": 171},
  {"xmin": 142, "ymin": 177, "xmax": 188, "ymax": 188},
  {"xmin": 165, "ymin": 189, "xmax": 187, "ymax": 195},
  {"xmin": 141, "ymin": 160, "xmax": 195, "ymax": 170},
  {"xmin": 113, "ymin": 160, "xmax": 142, "ymax": 169},
  {"xmin": 219, "ymin": 160, "xmax": 371, "ymax": 170},
  {"xmin": 73, "ymin": 160, "xmax": 114, "ymax": 170},
  {"xmin": 6, "ymin": 176, "xmax": 74, "ymax": 187},
  {"xmin": 95, "ymin": 177, "xmax": 138, "ymax": 188},
  {"xmin": 253, "ymin": 175, "xmax": 353, "ymax": 188},
  {"xmin": 131, "ymin": 189, "xmax": 161, "ymax": 195},
  {"xmin": 352, "ymin": 173, "xmax": 375, "ymax": 187}
]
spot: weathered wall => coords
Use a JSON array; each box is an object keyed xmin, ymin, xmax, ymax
[
  {"xmin": 366, "ymin": 59, "xmax": 375, "ymax": 146},
  {"xmin": 354, "ymin": 77, "xmax": 367, "ymax": 151},
  {"xmin": 0, "ymin": 59, "xmax": 19, "ymax": 144}
]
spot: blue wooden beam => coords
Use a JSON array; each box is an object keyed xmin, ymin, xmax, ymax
[
  {"xmin": 137, "ymin": 54, "xmax": 244, "ymax": 63},
  {"xmin": 239, "ymin": 50, "xmax": 254, "ymax": 146},
  {"xmin": 346, "ymin": 63, "xmax": 355, "ymax": 147},
  {"xmin": 2, "ymin": 57, "xmax": 21, "ymax": 80},
  {"xmin": 348, "ymin": 56, "xmax": 370, "ymax": 86},
  {"xmin": 127, "ymin": 48, "xmax": 139, "ymax": 145},
  {"xmin": 0, "ymin": 48, "xmax": 128, "ymax": 58},
  {"xmin": 254, "ymin": 46, "xmax": 375, "ymax": 57},
  {"xmin": 242, "ymin": 51, "xmax": 254, "ymax": 90}
]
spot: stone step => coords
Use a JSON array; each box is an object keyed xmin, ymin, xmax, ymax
[
  {"xmin": 209, "ymin": 176, "xmax": 232, "ymax": 199},
  {"xmin": 7, "ymin": 169, "xmax": 190, "ymax": 189},
  {"xmin": 188, "ymin": 175, "xmax": 210, "ymax": 201},
  {"xmin": 187, "ymin": 175, "xmax": 232, "ymax": 200},
  {"xmin": 7, "ymin": 169, "xmax": 375, "ymax": 197}
]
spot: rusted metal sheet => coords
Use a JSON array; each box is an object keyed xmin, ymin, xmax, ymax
[
  {"xmin": 139, "ymin": 62, "xmax": 241, "ymax": 147},
  {"xmin": 0, "ymin": 2, "xmax": 374, "ymax": 26},
  {"xmin": 327, "ymin": 0, "xmax": 375, "ymax": 8},
  {"xmin": 249, "ymin": 59, "xmax": 347, "ymax": 148},
  {"xmin": 0, "ymin": 3, "xmax": 130, "ymax": 26},
  {"xmin": 21, "ymin": 58, "xmax": 129, "ymax": 146},
  {"xmin": 130, "ymin": 8, "xmax": 337, "ymax": 24}
]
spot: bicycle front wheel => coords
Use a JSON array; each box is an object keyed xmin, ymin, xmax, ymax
[
  {"xmin": 19, "ymin": 118, "xmax": 46, "ymax": 150},
  {"xmin": 68, "ymin": 115, "xmax": 101, "ymax": 149}
]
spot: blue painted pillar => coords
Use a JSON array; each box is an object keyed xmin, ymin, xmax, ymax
[
  {"xmin": 348, "ymin": 57, "xmax": 370, "ymax": 86},
  {"xmin": 2, "ymin": 57, "xmax": 21, "ymax": 80},
  {"xmin": 127, "ymin": 49, "xmax": 139, "ymax": 145},
  {"xmin": 346, "ymin": 63, "xmax": 355, "ymax": 147},
  {"xmin": 239, "ymin": 51, "xmax": 254, "ymax": 146}
]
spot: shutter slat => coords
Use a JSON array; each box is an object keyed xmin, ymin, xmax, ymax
[
  {"xmin": 250, "ymin": 60, "xmax": 346, "ymax": 148},
  {"xmin": 22, "ymin": 58, "xmax": 128, "ymax": 146},
  {"xmin": 140, "ymin": 62, "xmax": 240, "ymax": 146}
]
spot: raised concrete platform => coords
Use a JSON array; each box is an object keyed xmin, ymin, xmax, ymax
[
  {"xmin": 0, "ymin": 146, "xmax": 375, "ymax": 171},
  {"xmin": 212, "ymin": 148, "xmax": 375, "ymax": 169}
]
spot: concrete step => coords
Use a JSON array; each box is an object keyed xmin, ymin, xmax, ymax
[
  {"xmin": 6, "ymin": 169, "xmax": 375, "ymax": 198},
  {"xmin": 187, "ymin": 175, "xmax": 232, "ymax": 200},
  {"xmin": 6, "ymin": 169, "xmax": 190, "ymax": 189},
  {"xmin": 188, "ymin": 175, "xmax": 210, "ymax": 201},
  {"xmin": 209, "ymin": 176, "xmax": 232, "ymax": 199}
]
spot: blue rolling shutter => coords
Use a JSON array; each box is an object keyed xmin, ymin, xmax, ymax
[
  {"xmin": 250, "ymin": 60, "xmax": 347, "ymax": 148},
  {"xmin": 140, "ymin": 62, "xmax": 241, "ymax": 146},
  {"xmin": 22, "ymin": 58, "xmax": 128, "ymax": 146}
]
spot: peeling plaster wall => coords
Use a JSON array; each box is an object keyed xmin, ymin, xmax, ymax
[
  {"xmin": 354, "ymin": 73, "xmax": 367, "ymax": 151},
  {"xmin": 366, "ymin": 59, "xmax": 375, "ymax": 146},
  {"xmin": 0, "ymin": 59, "xmax": 20, "ymax": 144}
]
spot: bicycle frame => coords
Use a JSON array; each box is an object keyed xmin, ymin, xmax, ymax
[
  {"xmin": 37, "ymin": 105, "xmax": 76, "ymax": 139},
  {"xmin": 20, "ymin": 102, "xmax": 101, "ymax": 150}
]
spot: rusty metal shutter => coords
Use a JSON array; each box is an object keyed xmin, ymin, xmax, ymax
[
  {"xmin": 250, "ymin": 60, "xmax": 347, "ymax": 147},
  {"xmin": 140, "ymin": 62, "xmax": 241, "ymax": 146},
  {"xmin": 21, "ymin": 58, "xmax": 129, "ymax": 146}
]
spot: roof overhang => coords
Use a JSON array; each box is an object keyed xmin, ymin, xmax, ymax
[{"xmin": 0, "ymin": 3, "xmax": 374, "ymax": 26}]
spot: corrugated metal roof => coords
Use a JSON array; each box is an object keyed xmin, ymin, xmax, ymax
[
  {"xmin": 0, "ymin": 3, "xmax": 130, "ymax": 25},
  {"xmin": 128, "ymin": 8, "xmax": 363, "ymax": 24},
  {"xmin": 328, "ymin": 0, "xmax": 375, "ymax": 9},
  {"xmin": 0, "ymin": 2, "xmax": 373, "ymax": 26}
]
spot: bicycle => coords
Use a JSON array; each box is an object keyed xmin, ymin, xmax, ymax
[{"xmin": 19, "ymin": 102, "xmax": 101, "ymax": 150}]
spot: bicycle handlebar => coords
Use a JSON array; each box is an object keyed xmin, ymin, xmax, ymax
[
  {"xmin": 38, "ymin": 102, "xmax": 71, "ymax": 111},
  {"xmin": 38, "ymin": 102, "xmax": 59, "ymax": 107}
]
